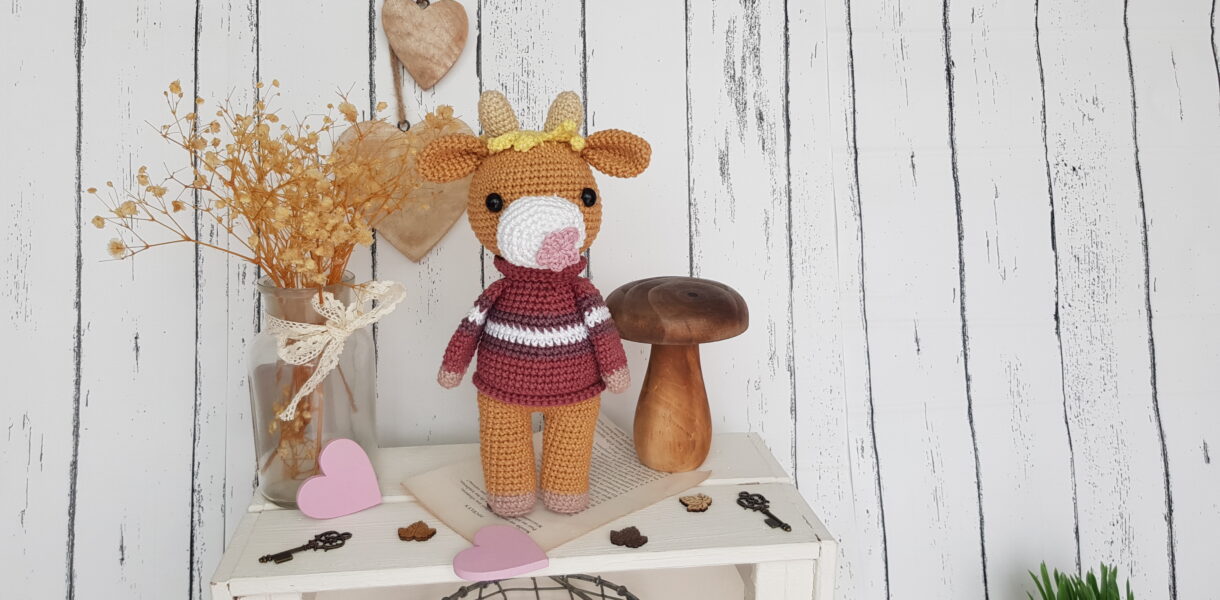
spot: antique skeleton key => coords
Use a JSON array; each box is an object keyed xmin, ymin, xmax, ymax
[
  {"xmin": 259, "ymin": 531, "xmax": 353, "ymax": 564},
  {"xmin": 736, "ymin": 491, "xmax": 792, "ymax": 532}
]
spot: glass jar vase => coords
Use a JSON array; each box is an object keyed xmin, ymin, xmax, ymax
[{"xmin": 248, "ymin": 273, "xmax": 377, "ymax": 507}]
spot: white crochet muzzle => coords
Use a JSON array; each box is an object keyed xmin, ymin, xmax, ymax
[{"xmin": 496, "ymin": 195, "xmax": 587, "ymax": 271}]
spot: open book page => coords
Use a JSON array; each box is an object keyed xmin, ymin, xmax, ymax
[{"xmin": 402, "ymin": 418, "xmax": 709, "ymax": 551}]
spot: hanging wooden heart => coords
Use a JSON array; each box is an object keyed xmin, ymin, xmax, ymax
[
  {"xmin": 383, "ymin": 0, "xmax": 468, "ymax": 90},
  {"xmin": 338, "ymin": 107, "xmax": 473, "ymax": 262}
]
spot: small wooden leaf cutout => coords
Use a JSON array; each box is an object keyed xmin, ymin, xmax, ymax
[
  {"xmin": 609, "ymin": 526, "xmax": 648, "ymax": 548},
  {"xmin": 679, "ymin": 493, "xmax": 713, "ymax": 513},
  {"xmin": 398, "ymin": 520, "xmax": 437, "ymax": 541},
  {"xmin": 383, "ymin": 0, "xmax": 468, "ymax": 90}
]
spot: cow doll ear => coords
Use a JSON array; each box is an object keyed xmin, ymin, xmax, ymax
[
  {"xmin": 582, "ymin": 130, "xmax": 651, "ymax": 178},
  {"xmin": 417, "ymin": 134, "xmax": 489, "ymax": 183}
]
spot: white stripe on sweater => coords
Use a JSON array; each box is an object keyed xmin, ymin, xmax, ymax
[
  {"xmin": 466, "ymin": 305, "xmax": 488, "ymax": 326},
  {"xmin": 484, "ymin": 320, "xmax": 589, "ymax": 347},
  {"xmin": 583, "ymin": 305, "xmax": 611, "ymax": 328}
]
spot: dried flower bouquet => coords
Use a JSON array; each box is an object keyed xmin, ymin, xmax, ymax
[
  {"xmin": 92, "ymin": 80, "xmax": 412, "ymax": 287},
  {"xmin": 89, "ymin": 81, "xmax": 432, "ymax": 496}
]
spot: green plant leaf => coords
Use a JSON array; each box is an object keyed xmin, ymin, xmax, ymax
[
  {"xmin": 1030, "ymin": 567, "xmax": 1048, "ymax": 600},
  {"xmin": 1030, "ymin": 563, "xmax": 1052, "ymax": 600},
  {"xmin": 1088, "ymin": 568, "xmax": 1107, "ymax": 600},
  {"xmin": 1041, "ymin": 563, "xmax": 1057, "ymax": 600},
  {"xmin": 1028, "ymin": 562, "xmax": 1134, "ymax": 600}
]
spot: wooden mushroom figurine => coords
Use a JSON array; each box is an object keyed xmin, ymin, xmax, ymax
[{"xmin": 606, "ymin": 277, "xmax": 748, "ymax": 472}]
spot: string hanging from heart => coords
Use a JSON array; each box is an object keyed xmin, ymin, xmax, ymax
[
  {"xmin": 390, "ymin": 46, "xmax": 413, "ymax": 131},
  {"xmin": 368, "ymin": 0, "xmax": 474, "ymax": 262}
]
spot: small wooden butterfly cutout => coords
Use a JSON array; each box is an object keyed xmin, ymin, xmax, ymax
[
  {"xmin": 609, "ymin": 526, "xmax": 648, "ymax": 548},
  {"xmin": 398, "ymin": 520, "xmax": 437, "ymax": 542},
  {"xmin": 679, "ymin": 493, "xmax": 713, "ymax": 513}
]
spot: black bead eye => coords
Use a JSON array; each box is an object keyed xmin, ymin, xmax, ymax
[
  {"xmin": 581, "ymin": 188, "xmax": 597, "ymax": 207},
  {"xmin": 485, "ymin": 193, "xmax": 504, "ymax": 213}
]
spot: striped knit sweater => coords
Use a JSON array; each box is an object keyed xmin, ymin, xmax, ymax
[{"xmin": 440, "ymin": 256, "xmax": 629, "ymax": 406}]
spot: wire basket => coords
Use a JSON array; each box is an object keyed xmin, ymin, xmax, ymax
[{"xmin": 440, "ymin": 574, "xmax": 641, "ymax": 600}]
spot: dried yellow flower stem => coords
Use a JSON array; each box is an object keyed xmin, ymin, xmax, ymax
[{"xmin": 91, "ymin": 80, "xmax": 420, "ymax": 289}]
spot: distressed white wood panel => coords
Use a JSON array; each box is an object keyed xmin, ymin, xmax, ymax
[
  {"xmin": 0, "ymin": 2, "xmax": 78, "ymax": 597},
  {"xmin": 788, "ymin": 1, "xmax": 888, "ymax": 599},
  {"xmin": 313, "ymin": 565, "xmax": 745, "ymax": 600},
  {"xmin": 584, "ymin": 0, "xmax": 690, "ymax": 430},
  {"xmin": 748, "ymin": 560, "xmax": 818, "ymax": 600},
  {"xmin": 74, "ymin": 1, "xmax": 198, "ymax": 596},
  {"xmin": 1038, "ymin": 0, "xmax": 1172, "ymax": 597},
  {"xmin": 849, "ymin": 0, "xmax": 985, "ymax": 596},
  {"xmin": 1127, "ymin": 2, "xmax": 1220, "ymax": 597},
  {"xmin": 191, "ymin": 2, "xmax": 260, "ymax": 598},
  {"xmin": 373, "ymin": 0, "xmax": 485, "ymax": 446},
  {"xmin": 257, "ymin": 0, "xmax": 374, "ymax": 286},
  {"xmin": 686, "ymin": 0, "xmax": 795, "ymax": 475},
  {"xmin": 476, "ymin": 0, "xmax": 585, "ymax": 285},
  {"xmin": 10, "ymin": 0, "xmax": 1220, "ymax": 597},
  {"xmin": 947, "ymin": 0, "xmax": 1080, "ymax": 594}
]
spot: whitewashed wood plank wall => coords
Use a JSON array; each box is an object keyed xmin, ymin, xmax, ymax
[{"xmin": 1, "ymin": 0, "xmax": 1215, "ymax": 598}]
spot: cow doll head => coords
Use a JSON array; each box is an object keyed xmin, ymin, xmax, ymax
[{"xmin": 417, "ymin": 91, "xmax": 650, "ymax": 271}]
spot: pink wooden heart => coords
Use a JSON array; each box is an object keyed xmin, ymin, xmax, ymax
[
  {"xmin": 296, "ymin": 439, "xmax": 382, "ymax": 519},
  {"xmin": 452, "ymin": 525, "xmax": 549, "ymax": 581}
]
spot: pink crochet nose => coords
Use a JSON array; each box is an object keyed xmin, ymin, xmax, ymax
[{"xmin": 535, "ymin": 227, "xmax": 581, "ymax": 271}]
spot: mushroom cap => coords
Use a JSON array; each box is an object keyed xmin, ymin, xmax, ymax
[{"xmin": 606, "ymin": 276, "xmax": 749, "ymax": 345}]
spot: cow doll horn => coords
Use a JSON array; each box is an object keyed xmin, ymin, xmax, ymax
[
  {"xmin": 544, "ymin": 91, "xmax": 584, "ymax": 132},
  {"xmin": 478, "ymin": 91, "xmax": 520, "ymax": 137}
]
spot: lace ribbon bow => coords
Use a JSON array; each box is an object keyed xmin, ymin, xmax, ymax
[{"xmin": 266, "ymin": 280, "xmax": 406, "ymax": 421}]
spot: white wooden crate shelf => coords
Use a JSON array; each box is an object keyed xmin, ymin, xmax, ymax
[
  {"xmin": 211, "ymin": 434, "xmax": 836, "ymax": 600},
  {"xmin": 316, "ymin": 565, "xmax": 749, "ymax": 600}
]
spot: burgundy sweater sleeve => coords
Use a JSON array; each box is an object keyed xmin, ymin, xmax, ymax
[
  {"xmin": 440, "ymin": 280, "xmax": 506, "ymax": 376},
  {"xmin": 574, "ymin": 279, "xmax": 628, "ymax": 377}
]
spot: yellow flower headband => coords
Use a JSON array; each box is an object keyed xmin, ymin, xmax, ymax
[{"xmin": 485, "ymin": 120, "xmax": 586, "ymax": 154}]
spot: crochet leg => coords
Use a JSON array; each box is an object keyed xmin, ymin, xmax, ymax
[
  {"xmin": 477, "ymin": 393, "xmax": 537, "ymax": 517},
  {"xmin": 540, "ymin": 395, "xmax": 600, "ymax": 514}
]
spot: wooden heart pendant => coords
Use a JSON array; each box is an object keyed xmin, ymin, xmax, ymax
[
  {"xmin": 383, "ymin": 0, "xmax": 468, "ymax": 90},
  {"xmin": 338, "ymin": 108, "xmax": 473, "ymax": 262}
]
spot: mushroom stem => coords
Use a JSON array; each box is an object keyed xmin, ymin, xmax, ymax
[{"xmin": 633, "ymin": 344, "xmax": 712, "ymax": 472}]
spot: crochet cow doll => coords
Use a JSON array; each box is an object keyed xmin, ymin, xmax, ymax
[{"xmin": 418, "ymin": 91, "xmax": 650, "ymax": 517}]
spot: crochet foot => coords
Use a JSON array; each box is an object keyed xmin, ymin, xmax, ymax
[
  {"xmin": 487, "ymin": 492, "xmax": 536, "ymax": 518},
  {"xmin": 541, "ymin": 490, "xmax": 589, "ymax": 514}
]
